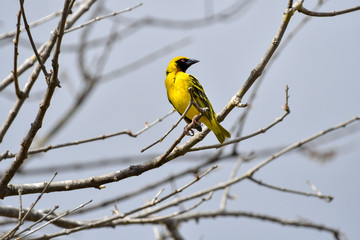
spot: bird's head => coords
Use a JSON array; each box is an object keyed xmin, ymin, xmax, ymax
[{"xmin": 166, "ymin": 56, "xmax": 199, "ymax": 74}]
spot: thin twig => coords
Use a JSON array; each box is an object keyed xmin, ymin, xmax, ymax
[
  {"xmin": 125, "ymin": 192, "xmax": 214, "ymax": 224},
  {"xmin": 20, "ymin": 200, "xmax": 92, "ymax": 239},
  {"xmin": 26, "ymin": 193, "xmax": 212, "ymax": 240},
  {"xmin": 220, "ymin": 157, "xmax": 243, "ymax": 210},
  {"xmin": 298, "ymin": 2, "xmax": 360, "ymax": 17},
  {"xmin": 246, "ymin": 116, "xmax": 360, "ymax": 177},
  {"xmin": 192, "ymin": 85, "xmax": 290, "ymax": 151},
  {"xmin": 190, "ymin": 107, "xmax": 289, "ymax": 152},
  {"xmin": 0, "ymin": 205, "xmax": 84, "ymax": 229},
  {"xmin": 306, "ymin": 180, "xmax": 326, "ymax": 199},
  {"xmin": 12, "ymin": 8, "xmax": 22, "ymax": 98},
  {"xmin": 14, "ymin": 205, "xmax": 59, "ymax": 237},
  {"xmin": 22, "ymin": 169, "xmax": 216, "ymax": 239},
  {"xmin": 137, "ymin": 109, "xmax": 176, "ymax": 136},
  {"xmin": 141, "ymin": 101, "xmax": 193, "ymax": 153},
  {"xmin": 0, "ymin": 0, "xmax": 96, "ymax": 144},
  {"xmin": 230, "ymin": 78, "xmax": 261, "ymax": 155},
  {"xmin": 2, "ymin": 173, "xmax": 57, "ymax": 239},
  {"xmin": 142, "ymin": 87, "xmax": 208, "ymax": 153},
  {"xmin": 125, "ymin": 165, "xmax": 217, "ymax": 218},
  {"xmin": 248, "ymin": 177, "xmax": 333, "ymax": 202},
  {"xmin": 19, "ymin": 0, "xmax": 49, "ymax": 78},
  {"xmin": 73, "ymin": 158, "xmax": 222, "ymax": 215},
  {"xmin": 0, "ymin": 0, "xmax": 72, "ymax": 199},
  {"xmin": 153, "ymin": 166, "xmax": 217, "ymax": 206},
  {"xmin": 1, "ymin": 109, "xmax": 174, "ymax": 160},
  {"xmin": 64, "ymin": 3, "xmax": 143, "ymax": 34},
  {"xmin": 151, "ymin": 189, "xmax": 165, "ymax": 206},
  {"xmin": 173, "ymin": 210, "xmax": 342, "ymax": 239},
  {"xmin": 20, "ymin": 173, "xmax": 57, "ymax": 217},
  {"xmin": 0, "ymin": 1, "xmax": 84, "ymax": 40}
]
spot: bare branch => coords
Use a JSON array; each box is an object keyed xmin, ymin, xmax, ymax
[
  {"xmin": 19, "ymin": 169, "xmax": 216, "ymax": 239},
  {"xmin": 0, "ymin": 109, "xmax": 174, "ymax": 161},
  {"xmin": 248, "ymin": 176, "xmax": 333, "ymax": 202},
  {"xmin": 220, "ymin": 157, "xmax": 243, "ymax": 210},
  {"xmin": 19, "ymin": 0, "xmax": 49, "ymax": 79},
  {"xmin": 223, "ymin": 1, "xmax": 301, "ymax": 115},
  {"xmin": 2, "ymin": 115, "xmax": 357, "ymax": 199},
  {"xmin": 150, "ymin": 188, "xmax": 165, "ymax": 206},
  {"xmin": 143, "ymin": 86, "xmax": 210, "ymax": 154},
  {"xmin": 2, "ymin": 173, "xmax": 57, "ymax": 239},
  {"xmin": 141, "ymin": 97, "xmax": 194, "ymax": 152},
  {"xmin": 246, "ymin": 116, "xmax": 360, "ymax": 177},
  {"xmin": 231, "ymin": 0, "xmax": 326, "ymax": 154},
  {"xmin": 0, "ymin": 0, "xmax": 73, "ymax": 199},
  {"xmin": 14, "ymin": 206, "xmax": 59, "ymax": 237},
  {"xmin": 0, "ymin": 0, "xmax": 97, "ymax": 143},
  {"xmin": 19, "ymin": 200, "xmax": 92, "ymax": 239},
  {"xmin": 298, "ymin": 2, "xmax": 360, "ymax": 17},
  {"xmin": 0, "ymin": 1, "xmax": 87, "ymax": 40},
  {"xmin": 12, "ymin": 8, "xmax": 23, "ymax": 98},
  {"xmin": 0, "ymin": 205, "xmax": 82, "ymax": 229},
  {"xmin": 64, "ymin": 3, "xmax": 143, "ymax": 34},
  {"xmin": 194, "ymin": 84, "xmax": 290, "ymax": 151},
  {"xmin": 190, "ymin": 104, "xmax": 290, "ymax": 151},
  {"xmin": 173, "ymin": 210, "xmax": 342, "ymax": 239},
  {"xmin": 74, "ymin": 159, "xmax": 221, "ymax": 215},
  {"xmin": 124, "ymin": 165, "xmax": 217, "ymax": 219}
]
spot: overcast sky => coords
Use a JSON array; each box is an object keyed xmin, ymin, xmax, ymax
[{"xmin": 1, "ymin": 1, "xmax": 360, "ymax": 239}]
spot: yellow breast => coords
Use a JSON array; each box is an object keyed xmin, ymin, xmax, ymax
[{"xmin": 166, "ymin": 72, "xmax": 192, "ymax": 114}]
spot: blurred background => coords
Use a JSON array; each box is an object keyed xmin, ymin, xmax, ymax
[{"xmin": 0, "ymin": 0, "xmax": 359, "ymax": 239}]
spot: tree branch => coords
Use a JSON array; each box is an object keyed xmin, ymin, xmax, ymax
[
  {"xmin": 298, "ymin": 2, "xmax": 360, "ymax": 17},
  {"xmin": 246, "ymin": 116, "xmax": 360, "ymax": 177},
  {"xmin": 64, "ymin": 3, "xmax": 143, "ymax": 34},
  {"xmin": 19, "ymin": 0, "xmax": 49, "ymax": 79},
  {"xmin": 173, "ymin": 210, "xmax": 342, "ymax": 239},
  {"xmin": 12, "ymin": 8, "xmax": 23, "ymax": 99},
  {"xmin": 247, "ymin": 176, "xmax": 333, "ymax": 202},
  {"xmin": 0, "ymin": 0, "xmax": 72, "ymax": 199},
  {"xmin": 0, "ymin": 0, "xmax": 97, "ymax": 143}
]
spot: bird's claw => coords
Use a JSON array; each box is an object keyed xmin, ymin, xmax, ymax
[
  {"xmin": 184, "ymin": 126, "xmax": 194, "ymax": 136},
  {"xmin": 184, "ymin": 114, "xmax": 202, "ymax": 136}
]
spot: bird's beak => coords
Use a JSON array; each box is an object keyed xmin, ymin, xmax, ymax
[{"xmin": 186, "ymin": 58, "xmax": 199, "ymax": 67}]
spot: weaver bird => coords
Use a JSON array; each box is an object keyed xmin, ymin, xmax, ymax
[{"xmin": 165, "ymin": 56, "xmax": 231, "ymax": 143}]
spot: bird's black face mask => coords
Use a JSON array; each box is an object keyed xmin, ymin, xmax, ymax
[{"xmin": 176, "ymin": 58, "xmax": 199, "ymax": 72}]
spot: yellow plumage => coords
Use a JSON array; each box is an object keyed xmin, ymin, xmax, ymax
[{"xmin": 165, "ymin": 56, "xmax": 231, "ymax": 143}]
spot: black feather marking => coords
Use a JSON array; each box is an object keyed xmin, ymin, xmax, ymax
[{"xmin": 189, "ymin": 75, "xmax": 214, "ymax": 121}]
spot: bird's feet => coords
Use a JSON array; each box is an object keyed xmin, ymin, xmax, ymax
[{"xmin": 183, "ymin": 114, "xmax": 202, "ymax": 136}]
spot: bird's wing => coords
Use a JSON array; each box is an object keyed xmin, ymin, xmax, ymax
[{"xmin": 189, "ymin": 75, "xmax": 214, "ymax": 120}]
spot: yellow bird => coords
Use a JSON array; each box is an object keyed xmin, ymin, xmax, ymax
[{"xmin": 165, "ymin": 56, "xmax": 231, "ymax": 143}]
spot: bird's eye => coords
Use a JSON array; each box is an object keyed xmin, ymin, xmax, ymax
[{"xmin": 181, "ymin": 59, "xmax": 186, "ymax": 62}]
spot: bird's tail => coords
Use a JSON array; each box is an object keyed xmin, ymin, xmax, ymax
[{"xmin": 213, "ymin": 121, "xmax": 231, "ymax": 144}]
